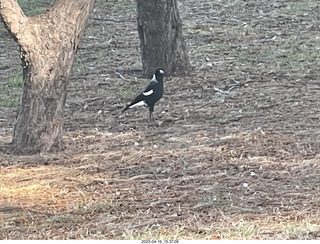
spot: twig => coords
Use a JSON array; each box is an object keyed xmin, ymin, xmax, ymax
[
  {"xmin": 230, "ymin": 206, "xmax": 266, "ymax": 214},
  {"xmin": 196, "ymin": 101, "xmax": 212, "ymax": 109},
  {"xmin": 214, "ymin": 82, "xmax": 241, "ymax": 95},
  {"xmin": 214, "ymin": 87, "xmax": 231, "ymax": 95},
  {"xmin": 230, "ymin": 78, "xmax": 240, "ymax": 84},
  {"xmin": 90, "ymin": 17, "xmax": 135, "ymax": 23},
  {"xmin": 115, "ymin": 71, "xmax": 129, "ymax": 81}
]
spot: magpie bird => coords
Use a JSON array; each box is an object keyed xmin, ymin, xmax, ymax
[{"xmin": 122, "ymin": 68, "xmax": 164, "ymax": 121}]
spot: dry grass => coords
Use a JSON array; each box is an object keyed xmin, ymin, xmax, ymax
[{"xmin": 1, "ymin": 128, "xmax": 320, "ymax": 239}]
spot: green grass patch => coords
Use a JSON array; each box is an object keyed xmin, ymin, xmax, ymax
[
  {"xmin": 218, "ymin": 223, "xmax": 258, "ymax": 240},
  {"xmin": 72, "ymin": 59, "xmax": 86, "ymax": 74},
  {"xmin": 281, "ymin": 1, "xmax": 318, "ymax": 15},
  {"xmin": 9, "ymin": 73, "xmax": 23, "ymax": 87},
  {"xmin": 75, "ymin": 200, "xmax": 123, "ymax": 214},
  {"xmin": 0, "ymin": 73, "xmax": 22, "ymax": 107},
  {"xmin": 0, "ymin": 93, "xmax": 20, "ymax": 108},
  {"xmin": 17, "ymin": 0, "xmax": 53, "ymax": 16},
  {"xmin": 235, "ymin": 36, "xmax": 320, "ymax": 71},
  {"xmin": 118, "ymin": 88, "xmax": 138, "ymax": 99}
]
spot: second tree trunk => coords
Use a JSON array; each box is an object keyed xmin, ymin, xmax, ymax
[{"xmin": 136, "ymin": 0, "xmax": 191, "ymax": 76}]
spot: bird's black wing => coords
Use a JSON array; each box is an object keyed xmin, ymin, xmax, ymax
[
  {"xmin": 142, "ymin": 80, "xmax": 158, "ymax": 96},
  {"xmin": 122, "ymin": 81, "xmax": 158, "ymax": 113}
]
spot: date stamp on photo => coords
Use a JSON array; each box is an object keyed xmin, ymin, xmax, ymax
[{"xmin": 141, "ymin": 240, "xmax": 179, "ymax": 244}]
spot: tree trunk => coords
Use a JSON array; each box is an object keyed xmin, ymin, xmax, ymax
[
  {"xmin": 0, "ymin": 0, "xmax": 95, "ymax": 154},
  {"xmin": 136, "ymin": 0, "xmax": 191, "ymax": 76}
]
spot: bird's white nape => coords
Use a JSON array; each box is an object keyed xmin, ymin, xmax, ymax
[
  {"xmin": 143, "ymin": 90, "xmax": 153, "ymax": 96},
  {"xmin": 151, "ymin": 74, "xmax": 158, "ymax": 83},
  {"xmin": 129, "ymin": 100, "xmax": 147, "ymax": 108}
]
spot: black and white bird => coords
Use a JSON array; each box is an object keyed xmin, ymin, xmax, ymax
[{"xmin": 122, "ymin": 68, "xmax": 165, "ymax": 121}]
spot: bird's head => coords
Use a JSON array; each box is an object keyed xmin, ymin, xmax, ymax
[{"xmin": 154, "ymin": 68, "xmax": 164, "ymax": 76}]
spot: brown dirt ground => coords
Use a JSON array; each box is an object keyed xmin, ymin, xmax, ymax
[{"xmin": 1, "ymin": 0, "xmax": 320, "ymax": 240}]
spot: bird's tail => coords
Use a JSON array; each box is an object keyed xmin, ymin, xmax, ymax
[{"xmin": 121, "ymin": 105, "xmax": 130, "ymax": 113}]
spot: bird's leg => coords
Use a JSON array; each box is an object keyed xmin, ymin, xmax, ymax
[
  {"xmin": 149, "ymin": 105, "xmax": 155, "ymax": 121},
  {"xmin": 149, "ymin": 111, "xmax": 154, "ymax": 121}
]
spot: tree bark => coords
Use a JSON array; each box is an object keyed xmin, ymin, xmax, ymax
[
  {"xmin": 136, "ymin": 0, "xmax": 191, "ymax": 76},
  {"xmin": 0, "ymin": 0, "xmax": 95, "ymax": 154}
]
